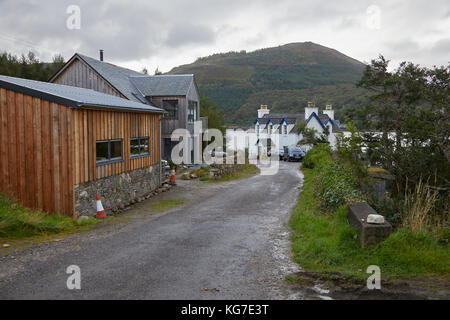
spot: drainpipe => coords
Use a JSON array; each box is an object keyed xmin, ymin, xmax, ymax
[{"xmin": 159, "ymin": 117, "xmax": 162, "ymax": 187}]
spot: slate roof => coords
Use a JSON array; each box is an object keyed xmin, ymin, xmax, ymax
[
  {"xmin": 252, "ymin": 110, "xmax": 342, "ymax": 133},
  {"xmin": 51, "ymin": 53, "xmax": 195, "ymax": 102},
  {"xmin": 74, "ymin": 54, "xmax": 147, "ymax": 103},
  {"xmin": 0, "ymin": 75, "xmax": 163, "ymax": 113},
  {"xmin": 326, "ymin": 119, "xmax": 343, "ymax": 132},
  {"xmin": 261, "ymin": 113, "xmax": 305, "ymax": 125},
  {"xmin": 129, "ymin": 75, "xmax": 194, "ymax": 97}
]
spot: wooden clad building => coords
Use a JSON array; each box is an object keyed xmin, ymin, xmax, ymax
[
  {"xmin": 0, "ymin": 75, "xmax": 163, "ymax": 217},
  {"xmin": 49, "ymin": 53, "xmax": 206, "ymax": 160}
]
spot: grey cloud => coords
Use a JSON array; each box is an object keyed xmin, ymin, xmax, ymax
[
  {"xmin": 0, "ymin": 0, "xmax": 448, "ymax": 69},
  {"xmin": 381, "ymin": 38, "xmax": 450, "ymax": 68},
  {"xmin": 165, "ymin": 24, "xmax": 216, "ymax": 48}
]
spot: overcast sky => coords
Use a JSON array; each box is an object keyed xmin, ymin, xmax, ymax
[{"xmin": 1, "ymin": 0, "xmax": 449, "ymax": 72}]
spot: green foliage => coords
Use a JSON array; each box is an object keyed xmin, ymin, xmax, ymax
[
  {"xmin": 0, "ymin": 51, "xmax": 65, "ymax": 81},
  {"xmin": 0, "ymin": 194, "xmax": 96, "ymax": 238},
  {"xmin": 170, "ymin": 42, "xmax": 369, "ymax": 126},
  {"xmin": 336, "ymin": 122, "xmax": 367, "ymax": 179},
  {"xmin": 302, "ymin": 143, "xmax": 333, "ymax": 169},
  {"xmin": 289, "ymin": 168, "xmax": 450, "ymax": 278},
  {"xmin": 189, "ymin": 167, "xmax": 210, "ymax": 180},
  {"xmin": 370, "ymin": 197, "xmax": 403, "ymax": 228},
  {"xmin": 303, "ymin": 144, "xmax": 365, "ymax": 211},
  {"xmin": 210, "ymin": 164, "xmax": 259, "ymax": 182},
  {"xmin": 315, "ymin": 163, "xmax": 366, "ymax": 211},
  {"xmin": 200, "ymin": 95, "xmax": 225, "ymax": 132},
  {"xmin": 167, "ymin": 159, "xmax": 178, "ymax": 170},
  {"xmin": 357, "ymin": 55, "xmax": 449, "ymax": 218},
  {"xmin": 144, "ymin": 199, "xmax": 186, "ymax": 211}
]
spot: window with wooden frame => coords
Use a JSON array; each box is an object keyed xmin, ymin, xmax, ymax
[
  {"xmin": 96, "ymin": 139, "xmax": 123, "ymax": 165},
  {"xmin": 130, "ymin": 137, "xmax": 150, "ymax": 158},
  {"xmin": 162, "ymin": 100, "xmax": 179, "ymax": 120},
  {"xmin": 188, "ymin": 100, "xmax": 197, "ymax": 123}
]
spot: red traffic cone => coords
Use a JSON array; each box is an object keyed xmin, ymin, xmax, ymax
[
  {"xmin": 96, "ymin": 193, "xmax": 106, "ymax": 219},
  {"xmin": 169, "ymin": 166, "xmax": 176, "ymax": 185}
]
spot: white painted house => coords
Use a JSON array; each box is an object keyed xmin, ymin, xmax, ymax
[{"xmin": 246, "ymin": 102, "xmax": 342, "ymax": 158}]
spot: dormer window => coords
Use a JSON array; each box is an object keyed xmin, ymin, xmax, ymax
[
  {"xmin": 268, "ymin": 124, "xmax": 273, "ymax": 133},
  {"xmin": 283, "ymin": 124, "xmax": 287, "ymax": 135}
]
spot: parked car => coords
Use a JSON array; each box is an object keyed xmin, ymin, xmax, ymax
[
  {"xmin": 283, "ymin": 146, "xmax": 304, "ymax": 162},
  {"xmin": 208, "ymin": 150, "xmax": 227, "ymax": 157}
]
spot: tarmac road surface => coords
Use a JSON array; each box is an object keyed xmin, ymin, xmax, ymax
[{"xmin": 0, "ymin": 161, "xmax": 306, "ymax": 299}]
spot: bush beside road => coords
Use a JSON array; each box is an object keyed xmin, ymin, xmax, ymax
[{"xmin": 289, "ymin": 144, "xmax": 449, "ymax": 281}]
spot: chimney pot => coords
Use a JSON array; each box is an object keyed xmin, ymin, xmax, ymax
[{"xmin": 99, "ymin": 49, "xmax": 104, "ymax": 62}]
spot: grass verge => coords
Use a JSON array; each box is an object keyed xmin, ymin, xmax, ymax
[
  {"xmin": 0, "ymin": 194, "xmax": 97, "ymax": 239},
  {"xmin": 289, "ymin": 168, "xmax": 450, "ymax": 280},
  {"xmin": 144, "ymin": 199, "xmax": 186, "ymax": 211},
  {"xmin": 210, "ymin": 164, "xmax": 260, "ymax": 182}
]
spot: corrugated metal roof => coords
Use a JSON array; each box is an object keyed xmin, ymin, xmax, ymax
[
  {"xmin": 0, "ymin": 75, "xmax": 163, "ymax": 113},
  {"xmin": 129, "ymin": 75, "xmax": 194, "ymax": 96}
]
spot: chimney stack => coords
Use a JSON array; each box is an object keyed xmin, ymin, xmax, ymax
[
  {"xmin": 99, "ymin": 49, "xmax": 104, "ymax": 62},
  {"xmin": 323, "ymin": 104, "xmax": 334, "ymax": 120},
  {"xmin": 257, "ymin": 105, "xmax": 270, "ymax": 118},
  {"xmin": 305, "ymin": 101, "xmax": 318, "ymax": 120}
]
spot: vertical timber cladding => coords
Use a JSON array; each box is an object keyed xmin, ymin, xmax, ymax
[
  {"xmin": 72, "ymin": 108, "xmax": 161, "ymax": 185},
  {"xmin": 0, "ymin": 88, "xmax": 74, "ymax": 216},
  {"xmin": 0, "ymin": 87, "xmax": 161, "ymax": 217}
]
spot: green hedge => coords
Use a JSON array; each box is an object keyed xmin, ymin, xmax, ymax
[
  {"xmin": 302, "ymin": 144, "xmax": 333, "ymax": 169},
  {"xmin": 303, "ymin": 144, "xmax": 365, "ymax": 211}
]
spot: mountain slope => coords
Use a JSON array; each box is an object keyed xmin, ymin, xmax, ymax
[{"xmin": 169, "ymin": 42, "xmax": 368, "ymax": 126}]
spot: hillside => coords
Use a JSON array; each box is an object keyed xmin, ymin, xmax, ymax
[{"xmin": 169, "ymin": 42, "xmax": 369, "ymax": 126}]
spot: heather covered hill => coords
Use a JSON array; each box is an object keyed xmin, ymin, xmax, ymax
[{"xmin": 169, "ymin": 42, "xmax": 369, "ymax": 126}]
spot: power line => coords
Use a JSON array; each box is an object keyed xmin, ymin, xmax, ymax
[{"xmin": 0, "ymin": 32, "xmax": 57, "ymax": 56}]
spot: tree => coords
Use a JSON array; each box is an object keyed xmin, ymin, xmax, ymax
[
  {"xmin": 141, "ymin": 67, "xmax": 148, "ymax": 75},
  {"xmin": 154, "ymin": 67, "xmax": 162, "ymax": 75},
  {"xmin": 200, "ymin": 95, "xmax": 225, "ymax": 133},
  {"xmin": 0, "ymin": 50, "xmax": 65, "ymax": 82},
  {"xmin": 295, "ymin": 120, "xmax": 328, "ymax": 146},
  {"xmin": 357, "ymin": 55, "xmax": 449, "ymax": 195}
]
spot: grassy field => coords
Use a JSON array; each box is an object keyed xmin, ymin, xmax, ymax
[
  {"xmin": 0, "ymin": 194, "xmax": 97, "ymax": 239},
  {"xmin": 289, "ymin": 168, "xmax": 450, "ymax": 280}
]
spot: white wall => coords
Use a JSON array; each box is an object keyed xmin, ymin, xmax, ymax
[
  {"xmin": 323, "ymin": 109, "xmax": 334, "ymax": 120},
  {"xmin": 305, "ymin": 116, "xmax": 324, "ymax": 134},
  {"xmin": 305, "ymin": 107, "xmax": 319, "ymax": 120}
]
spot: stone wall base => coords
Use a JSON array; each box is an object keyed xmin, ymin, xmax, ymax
[
  {"xmin": 74, "ymin": 164, "xmax": 160, "ymax": 217},
  {"xmin": 210, "ymin": 163, "xmax": 246, "ymax": 176}
]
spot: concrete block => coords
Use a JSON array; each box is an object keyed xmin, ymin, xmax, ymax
[{"xmin": 348, "ymin": 203, "xmax": 392, "ymax": 248}]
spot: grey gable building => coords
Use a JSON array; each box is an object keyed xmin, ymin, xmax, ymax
[{"xmin": 50, "ymin": 52, "xmax": 206, "ymax": 160}]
